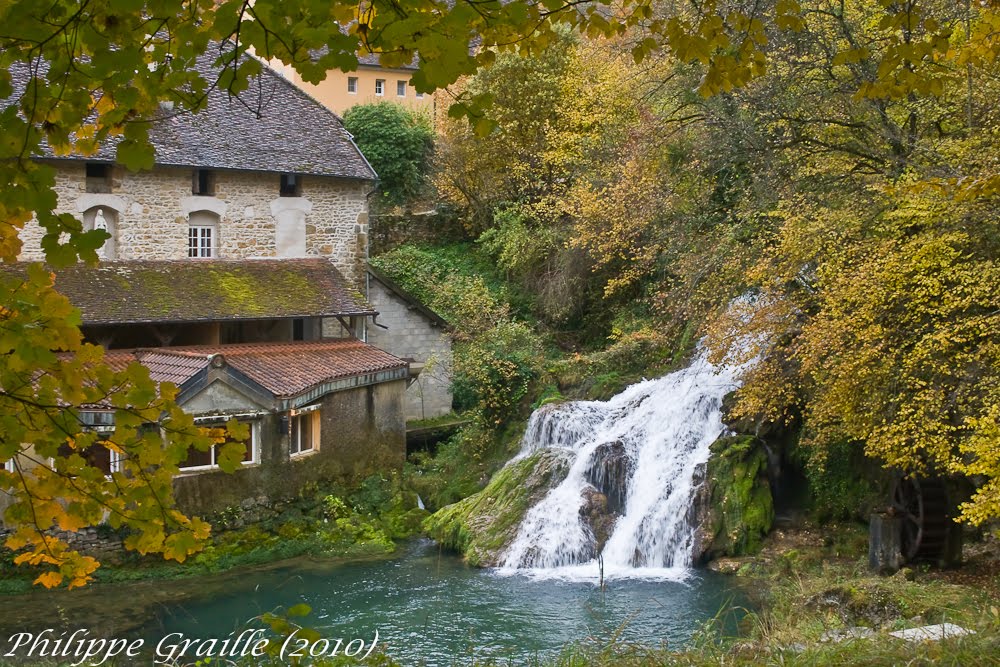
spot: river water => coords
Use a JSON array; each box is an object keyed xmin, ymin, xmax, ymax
[{"xmin": 0, "ymin": 540, "xmax": 748, "ymax": 665}]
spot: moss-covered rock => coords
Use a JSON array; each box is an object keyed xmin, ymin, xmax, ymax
[
  {"xmin": 422, "ymin": 449, "xmax": 571, "ymax": 566},
  {"xmin": 694, "ymin": 435, "xmax": 774, "ymax": 562}
]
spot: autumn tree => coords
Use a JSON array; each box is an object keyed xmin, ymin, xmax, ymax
[
  {"xmin": 701, "ymin": 0, "xmax": 1000, "ymax": 524},
  {"xmin": 4, "ymin": 0, "xmax": 1000, "ymax": 590},
  {"xmin": 0, "ymin": 0, "xmax": 693, "ymax": 587},
  {"xmin": 432, "ymin": 0, "xmax": 1000, "ymax": 525}
]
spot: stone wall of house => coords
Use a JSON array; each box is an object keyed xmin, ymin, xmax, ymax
[
  {"xmin": 172, "ymin": 379, "xmax": 406, "ymax": 516},
  {"xmin": 18, "ymin": 162, "xmax": 371, "ymax": 282},
  {"xmin": 367, "ymin": 278, "xmax": 453, "ymax": 420},
  {"xmin": 1, "ymin": 380, "xmax": 405, "ymax": 541}
]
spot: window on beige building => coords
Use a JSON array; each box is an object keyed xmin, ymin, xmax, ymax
[
  {"xmin": 59, "ymin": 413, "xmax": 120, "ymax": 475},
  {"xmin": 415, "ymin": 90, "xmax": 424, "ymax": 99},
  {"xmin": 375, "ymin": 79, "xmax": 385, "ymax": 96},
  {"xmin": 85, "ymin": 163, "xmax": 113, "ymax": 193},
  {"xmin": 347, "ymin": 77, "xmax": 358, "ymax": 94},
  {"xmin": 397, "ymin": 80, "xmax": 406, "ymax": 97},
  {"xmin": 188, "ymin": 210, "xmax": 218, "ymax": 258},
  {"xmin": 192, "ymin": 169, "xmax": 215, "ymax": 196}
]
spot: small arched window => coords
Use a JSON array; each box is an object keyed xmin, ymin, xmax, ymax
[
  {"xmin": 188, "ymin": 210, "xmax": 219, "ymax": 258},
  {"xmin": 83, "ymin": 206, "xmax": 117, "ymax": 259}
]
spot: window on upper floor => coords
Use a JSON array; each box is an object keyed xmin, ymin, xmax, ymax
[
  {"xmin": 347, "ymin": 76, "xmax": 358, "ymax": 94},
  {"xmin": 85, "ymin": 163, "xmax": 113, "ymax": 194},
  {"xmin": 80, "ymin": 411, "xmax": 115, "ymax": 431},
  {"xmin": 280, "ymin": 173, "xmax": 301, "ymax": 197},
  {"xmin": 290, "ymin": 406, "xmax": 321, "ymax": 456},
  {"xmin": 192, "ymin": 169, "xmax": 215, "ymax": 196},
  {"xmin": 375, "ymin": 79, "xmax": 385, "ymax": 96},
  {"xmin": 415, "ymin": 89, "xmax": 424, "ymax": 99},
  {"xmin": 188, "ymin": 210, "xmax": 219, "ymax": 258},
  {"xmin": 397, "ymin": 80, "xmax": 406, "ymax": 97}
]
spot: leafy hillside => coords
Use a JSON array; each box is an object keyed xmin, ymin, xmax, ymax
[{"xmin": 378, "ymin": 7, "xmax": 1000, "ymax": 528}]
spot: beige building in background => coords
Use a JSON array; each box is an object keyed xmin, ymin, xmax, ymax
[{"xmin": 270, "ymin": 54, "xmax": 435, "ymax": 117}]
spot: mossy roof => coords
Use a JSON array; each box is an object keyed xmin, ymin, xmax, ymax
[{"xmin": 6, "ymin": 259, "xmax": 374, "ymax": 325}]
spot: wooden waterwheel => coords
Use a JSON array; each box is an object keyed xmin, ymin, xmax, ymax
[{"xmin": 890, "ymin": 476, "xmax": 952, "ymax": 562}]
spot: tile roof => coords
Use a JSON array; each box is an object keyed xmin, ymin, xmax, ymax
[
  {"xmin": 107, "ymin": 339, "xmax": 407, "ymax": 399},
  {"xmin": 103, "ymin": 348, "xmax": 209, "ymax": 385},
  {"xmin": 5, "ymin": 53, "xmax": 376, "ymax": 181},
  {"xmin": 139, "ymin": 350, "xmax": 214, "ymax": 386},
  {"xmin": 183, "ymin": 339, "xmax": 406, "ymax": 397},
  {"xmin": 2, "ymin": 258, "xmax": 374, "ymax": 325},
  {"xmin": 356, "ymin": 52, "xmax": 419, "ymax": 69}
]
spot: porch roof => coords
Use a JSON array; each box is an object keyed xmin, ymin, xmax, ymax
[{"xmin": 103, "ymin": 338, "xmax": 408, "ymax": 404}]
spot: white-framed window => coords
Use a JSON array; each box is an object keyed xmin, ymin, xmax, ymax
[
  {"xmin": 58, "ymin": 438, "xmax": 122, "ymax": 476},
  {"xmin": 415, "ymin": 90, "xmax": 424, "ymax": 99},
  {"xmin": 347, "ymin": 76, "xmax": 358, "ymax": 94},
  {"xmin": 375, "ymin": 79, "xmax": 385, "ymax": 96},
  {"xmin": 75, "ymin": 411, "xmax": 121, "ymax": 475},
  {"xmin": 80, "ymin": 411, "xmax": 115, "ymax": 432},
  {"xmin": 290, "ymin": 405, "xmax": 321, "ymax": 457},
  {"xmin": 189, "ymin": 226, "xmax": 214, "ymax": 258},
  {"xmin": 396, "ymin": 80, "xmax": 406, "ymax": 97},
  {"xmin": 3, "ymin": 458, "xmax": 14, "ymax": 473},
  {"xmin": 188, "ymin": 210, "xmax": 219, "ymax": 258},
  {"xmin": 180, "ymin": 421, "xmax": 258, "ymax": 472}
]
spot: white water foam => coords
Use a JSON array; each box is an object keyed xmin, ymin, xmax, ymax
[{"xmin": 497, "ymin": 348, "xmax": 752, "ymax": 582}]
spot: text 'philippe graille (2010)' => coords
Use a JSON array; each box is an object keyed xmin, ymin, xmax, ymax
[{"xmin": 3, "ymin": 627, "xmax": 381, "ymax": 665}]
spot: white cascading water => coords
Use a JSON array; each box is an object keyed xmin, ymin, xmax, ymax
[{"xmin": 499, "ymin": 347, "xmax": 753, "ymax": 580}]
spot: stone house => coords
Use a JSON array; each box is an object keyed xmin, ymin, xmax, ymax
[
  {"xmin": 4, "ymin": 53, "xmax": 448, "ymax": 513},
  {"xmin": 367, "ymin": 267, "xmax": 453, "ymax": 421}
]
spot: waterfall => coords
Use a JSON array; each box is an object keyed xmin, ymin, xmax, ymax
[{"xmin": 499, "ymin": 348, "xmax": 751, "ymax": 580}]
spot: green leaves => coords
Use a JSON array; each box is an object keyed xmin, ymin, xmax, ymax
[
  {"xmin": 2, "ymin": 0, "xmax": 1000, "ymax": 586},
  {"xmin": 0, "ymin": 261, "xmax": 247, "ymax": 586},
  {"xmin": 342, "ymin": 102, "xmax": 433, "ymax": 208}
]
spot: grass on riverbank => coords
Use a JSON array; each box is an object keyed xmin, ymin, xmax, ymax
[{"xmin": 0, "ymin": 475, "xmax": 428, "ymax": 596}]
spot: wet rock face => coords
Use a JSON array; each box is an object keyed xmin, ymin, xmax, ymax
[
  {"xmin": 691, "ymin": 435, "xmax": 774, "ymax": 564},
  {"xmin": 585, "ymin": 440, "xmax": 633, "ymax": 515},
  {"xmin": 579, "ymin": 487, "xmax": 616, "ymax": 555},
  {"xmin": 422, "ymin": 448, "xmax": 574, "ymax": 567}
]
